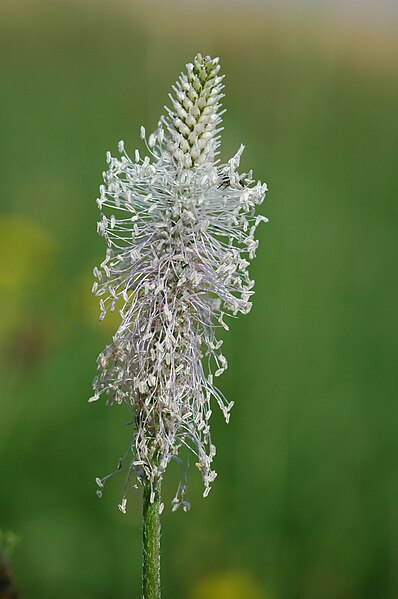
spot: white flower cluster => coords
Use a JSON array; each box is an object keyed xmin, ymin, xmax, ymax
[{"xmin": 90, "ymin": 54, "xmax": 267, "ymax": 511}]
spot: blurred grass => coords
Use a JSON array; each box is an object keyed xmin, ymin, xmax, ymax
[{"xmin": 0, "ymin": 1, "xmax": 397, "ymax": 598}]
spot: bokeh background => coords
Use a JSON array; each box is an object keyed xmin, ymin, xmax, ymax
[{"xmin": 1, "ymin": 0, "xmax": 397, "ymax": 597}]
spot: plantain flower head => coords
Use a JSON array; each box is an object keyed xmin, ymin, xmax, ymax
[{"xmin": 90, "ymin": 53, "xmax": 267, "ymax": 512}]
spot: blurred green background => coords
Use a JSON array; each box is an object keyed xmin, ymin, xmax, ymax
[{"xmin": 1, "ymin": 1, "xmax": 397, "ymax": 597}]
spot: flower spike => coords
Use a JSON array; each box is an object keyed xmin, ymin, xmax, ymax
[{"xmin": 91, "ymin": 53, "xmax": 268, "ymax": 511}]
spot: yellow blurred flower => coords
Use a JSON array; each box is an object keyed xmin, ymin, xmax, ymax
[
  {"xmin": 0, "ymin": 214, "xmax": 55, "ymax": 291},
  {"xmin": 0, "ymin": 215, "xmax": 56, "ymax": 338},
  {"xmin": 190, "ymin": 570, "xmax": 270, "ymax": 599}
]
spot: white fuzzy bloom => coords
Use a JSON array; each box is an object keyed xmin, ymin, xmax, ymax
[{"xmin": 91, "ymin": 54, "xmax": 268, "ymax": 510}]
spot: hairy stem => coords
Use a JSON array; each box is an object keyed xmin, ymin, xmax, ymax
[{"xmin": 142, "ymin": 480, "xmax": 161, "ymax": 599}]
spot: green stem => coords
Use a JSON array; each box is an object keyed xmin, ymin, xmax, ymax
[{"xmin": 142, "ymin": 480, "xmax": 161, "ymax": 599}]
